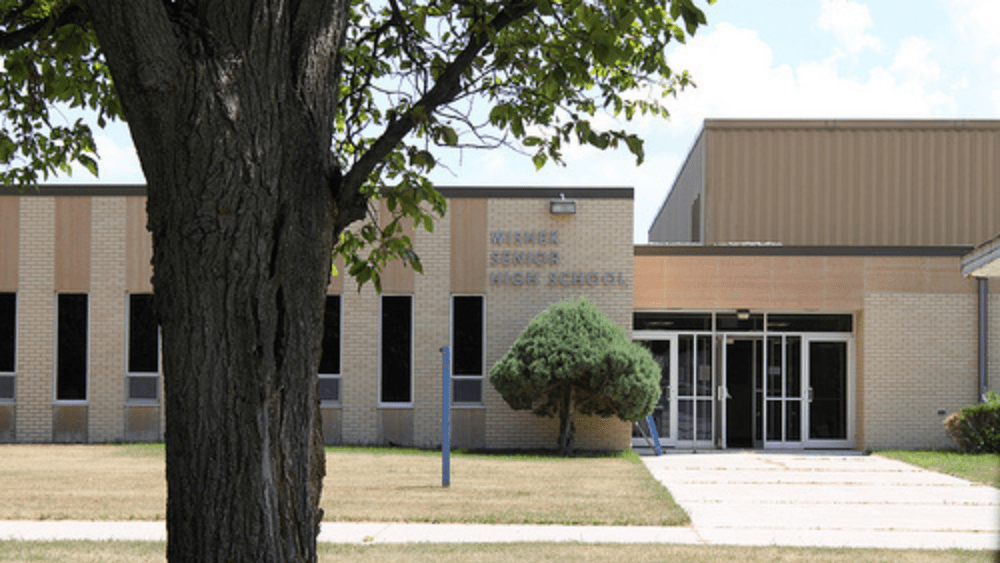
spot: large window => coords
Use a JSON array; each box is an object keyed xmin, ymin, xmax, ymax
[
  {"xmin": 318, "ymin": 295, "xmax": 341, "ymax": 404},
  {"xmin": 0, "ymin": 293, "xmax": 14, "ymax": 401},
  {"xmin": 127, "ymin": 294, "xmax": 159, "ymax": 402},
  {"xmin": 380, "ymin": 295, "xmax": 412, "ymax": 404},
  {"xmin": 451, "ymin": 295, "xmax": 484, "ymax": 404},
  {"xmin": 56, "ymin": 294, "xmax": 88, "ymax": 402}
]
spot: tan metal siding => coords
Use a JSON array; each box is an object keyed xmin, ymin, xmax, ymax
[
  {"xmin": 378, "ymin": 200, "xmax": 415, "ymax": 294},
  {"xmin": 0, "ymin": 198, "xmax": 17, "ymax": 291},
  {"xmin": 450, "ymin": 198, "xmax": 487, "ymax": 293},
  {"xmin": 125, "ymin": 197, "xmax": 153, "ymax": 293},
  {"xmin": 703, "ymin": 122, "xmax": 1000, "ymax": 246},
  {"xmin": 54, "ymin": 197, "xmax": 90, "ymax": 292},
  {"xmin": 648, "ymin": 131, "xmax": 705, "ymax": 242}
]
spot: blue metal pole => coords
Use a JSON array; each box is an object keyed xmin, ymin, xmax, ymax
[
  {"xmin": 441, "ymin": 346, "xmax": 451, "ymax": 487},
  {"xmin": 646, "ymin": 414, "xmax": 663, "ymax": 456}
]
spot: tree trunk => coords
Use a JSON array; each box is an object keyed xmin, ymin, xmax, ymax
[
  {"xmin": 86, "ymin": 2, "xmax": 352, "ymax": 561},
  {"xmin": 557, "ymin": 385, "xmax": 575, "ymax": 456}
]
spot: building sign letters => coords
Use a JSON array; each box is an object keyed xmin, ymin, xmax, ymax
[{"xmin": 488, "ymin": 230, "xmax": 627, "ymax": 288}]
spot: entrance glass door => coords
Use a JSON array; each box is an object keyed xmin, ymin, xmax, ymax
[
  {"xmin": 761, "ymin": 335, "xmax": 804, "ymax": 448},
  {"xmin": 634, "ymin": 336, "xmax": 677, "ymax": 446},
  {"xmin": 804, "ymin": 338, "xmax": 851, "ymax": 448},
  {"xmin": 678, "ymin": 334, "xmax": 714, "ymax": 448}
]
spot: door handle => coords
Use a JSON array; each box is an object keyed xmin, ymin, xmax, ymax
[{"xmin": 717, "ymin": 386, "xmax": 732, "ymax": 401}]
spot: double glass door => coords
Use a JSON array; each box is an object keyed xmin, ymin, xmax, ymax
[{"xmin": 636, "ymin": 331, "xmax": 851, "ymax": 450}]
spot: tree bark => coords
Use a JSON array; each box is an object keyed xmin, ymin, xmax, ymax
[
  {"xmin": 87, "ymin": 2, "xmax": 351, "ymax": 561},
  {"xmin": 557, "ymin": 385, "xmax": 575, "ymax": 457}
]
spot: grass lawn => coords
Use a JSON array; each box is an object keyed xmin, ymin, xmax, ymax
[
  {"xmin": 0, "ymin": 541, "xmax": 990, "ymax": 563},
  {"xmin": 0, "ymin": 444, "xmax": 687, "ymax": 526},
  {"xmin": 874, "ymin": 450, "xmax": 1000, "ymax": 487}
]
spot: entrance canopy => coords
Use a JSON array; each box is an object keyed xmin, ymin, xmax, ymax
[{"xmin": 962, "ymin": 234, "xmax": 1000, "ymax": 278}]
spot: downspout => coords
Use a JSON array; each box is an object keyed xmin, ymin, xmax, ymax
[{"xmin": 979, "ymin": 277, "xmax": 989, "ymax": 403}]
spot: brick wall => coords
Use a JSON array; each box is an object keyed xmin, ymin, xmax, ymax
[
  {"xmin": 16, "ymin": 198, "xmax": 55, "ymax": 442},
  {"xmin": 863, "ymin": 292, "xmax": 979, "ymax": 450},
  {"xmin": 483, "ymin": 197, "xmax": 633, "ymax": 451},
  {"xmin": 88, "ymin": 197, "xmax": 127, "ymax": 442}
]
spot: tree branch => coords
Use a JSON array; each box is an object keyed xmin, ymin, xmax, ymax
[
  {"xmin": 0, "ymin": 2, "xmax": 88, "ymax": 51},
  {"xmin": 339, "ymin": 0, "xmax": 537, "ymax": 218}
]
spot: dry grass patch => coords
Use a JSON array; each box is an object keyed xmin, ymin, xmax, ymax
[
  {"xmin": 322, "ymin": 448, "xmax": 687, "ymax": 525},
  {"xmin": 0, "ymin": 445, "xmax": 685, "ymax": 525},
  {"xmin": 0, "ymin": 542, "xmax": 990, "ymax": 563},
  {"xmin": 0, "ymin": 444, "xmax": 166, "ymax": 520}
]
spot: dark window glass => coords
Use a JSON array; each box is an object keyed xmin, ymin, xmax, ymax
[
  {"xmin": 381, "ymin": 296, "xmax": 412, "ymax": 403},
  {"xmin": 319, "ymin": 295, "xmax": 341, "ymax": 375},
  {"xmin": 318, "ymin": 377, "xmax": 340, "ymax": 402},
  {"xmin": 716, "ymin": 314, "xmax": 764, "ymax": 332},
  {"xmin": 128, "ymin": 294, "xmax": 158, "ymax": 373},
  {"xmin": 57, "ymin": 294, "xmax": 87, "ymax": 401},
  {"xmin": 809, "ymin": 341, "xmax": 848, "ymax": 440},
  {"xmin": 0, "ymin": 293, "xmax": 14, "ymax": 372},
  {"xmin": 634, "ymin": 312, "xmax": 712, "ymax": 331},
  {"xmin": 128, "ymin": 376, "xmax": 158, "ymax": 400},
  {"xmin": 452, "ymin": 379, "xmax": 481, "ymax": 403},
  {"xmin": 767, "ymin": 314, "xmax": 852, "ymax": 333},
  {"xmin": 0, "ymin": 375, "xmax": 13, "ymax": 400},
  {"xmin": 452, "ymin": 296, "xmax": 483, "ymax": 376}
]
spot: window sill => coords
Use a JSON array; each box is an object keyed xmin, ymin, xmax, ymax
[
  {"xmin": 124, "ymin": 400, "xmax": 160, "ymax": 407},
  {"xmin": 378, "ymin": 403, "xmax": 414, "ymax": 409},
  {"xmin": 52, "ymin": 400, "xmax": 88, "ymax": 406}
]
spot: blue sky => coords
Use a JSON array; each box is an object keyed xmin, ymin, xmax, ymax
[{"xmin": 59, "ymin": 0, "xmax": 1000, "ymax": 242}]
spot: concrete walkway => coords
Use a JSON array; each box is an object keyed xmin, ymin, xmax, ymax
[
  {"xmin": 0, "ymin": 452, "xmax": 996, "ymax": 550},
  {"xmin": 641, "ymin": 451, "xmax": 999, "ymax": 550}
]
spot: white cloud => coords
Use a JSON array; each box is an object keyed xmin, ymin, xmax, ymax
[
  {"xmin": 818, "ymin": 0, "xmax": 884, "ymax": 54},
  {"xmin": 664, "ymin": 22, "xmax": 954, "ymax": 123},
  {"xmin": 889, "ymin": 37, "xmax": 941, "ymax": 85},
  {"xmin": 948, "ymin": 0, "xmax": 1000, "ymax": 49}
]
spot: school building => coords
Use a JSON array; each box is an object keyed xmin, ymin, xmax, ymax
[{"xmin": 0, "ymin": 119, "xmax": 997, "ymax": 451}]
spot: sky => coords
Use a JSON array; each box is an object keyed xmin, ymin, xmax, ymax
[{"xmin": 55, "ymin": 0, "xmax": 1000, "ymax": 242}]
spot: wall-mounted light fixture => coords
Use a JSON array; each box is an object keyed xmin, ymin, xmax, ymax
[
  {"xmin": 736, "ymin": 309, "xmax": 750, "ymax": 320},
  {"xmin": 549, "ymin": 193, "xmax": 576, "ymax": 215}
]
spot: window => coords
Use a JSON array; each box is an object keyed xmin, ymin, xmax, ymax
[
  {"xmin": 380, "ymin": 295, "xmax": 412, "ymax": 404},
  {"xmin": 451, "ymin": 295, "xmax": 484, "ymax": 404},
  {"xmin": 0, "ymin": 293, "xmax": 14, "ymax": 401},
  {"xmin": 57, "ymin": 294, "xmax": 88, "ymax": 402},
  {"xmin": 127, "ymin": 294, "xmax": 159, "ymax": 402},
  {"xmin": 318, "ymin": 295, "xmax": 341, "ymax": 404}
]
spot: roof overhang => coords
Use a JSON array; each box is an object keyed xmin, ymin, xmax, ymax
[{"xmin": 962, "ymin": 234, "xmax": 1000, "ymax": 278}]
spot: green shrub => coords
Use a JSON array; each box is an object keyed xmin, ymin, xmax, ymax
[{"xmin": 943, "ymin": 391, "xmax": 1000, "ymax": 453}]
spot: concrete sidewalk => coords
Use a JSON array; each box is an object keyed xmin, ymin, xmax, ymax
[
  {"xmin": 641, "ymin": 451, "xmax": 999, "ymax": 550},
  {"xmin": 0, "ymin": 452, "xmax": 996, "ymax": 550}
]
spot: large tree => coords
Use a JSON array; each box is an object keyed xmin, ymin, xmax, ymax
[
  {"xmin": 490, "ymin": 298, "xmax": 661, "ymax": 456},
  {"xmin": 0, "ymin": 0, "xmax": 711, "ymax": 561}
]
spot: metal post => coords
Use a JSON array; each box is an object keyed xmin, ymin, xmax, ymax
[
  {"xmin": 979, "ymin": 278, "xmax": 989, "ymax": 402},
  {"xmin": 441, "ymin": 346, "xmax": 451, "ymax": 487},
  {"xmin": 646, "ymin": 414, "xmax": 663, "ymax": 456}
]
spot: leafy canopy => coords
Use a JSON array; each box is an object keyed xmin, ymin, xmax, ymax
[
  {"xmin": 1, "ymin": 0, "xmax": 712, "ymax": 289},
  {"xmin": 490, "ymin": 298, "xmax": 661, "ymax": 424}
]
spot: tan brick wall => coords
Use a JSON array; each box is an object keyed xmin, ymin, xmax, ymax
[
  {"xmin": 863, "ymin": 292, "xmax": 979, "ymax": 450},
  {"xmin": 88, "ymin": 197, "xmax": 127, "ymax": 442},
  {"xmin": 483, "ymin": 198, "xmax": 633, "ymax": 451},
  {"xmin": 412, "ymin": 205, "xmax": 450, "ymax": 448},
  {"xmin": 16, "ymin": 197, "xmax": 55, "ymax": 442},
  {"xmin": 339, "ymin": 282, "xmax": 379, "ymax": 444}
]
